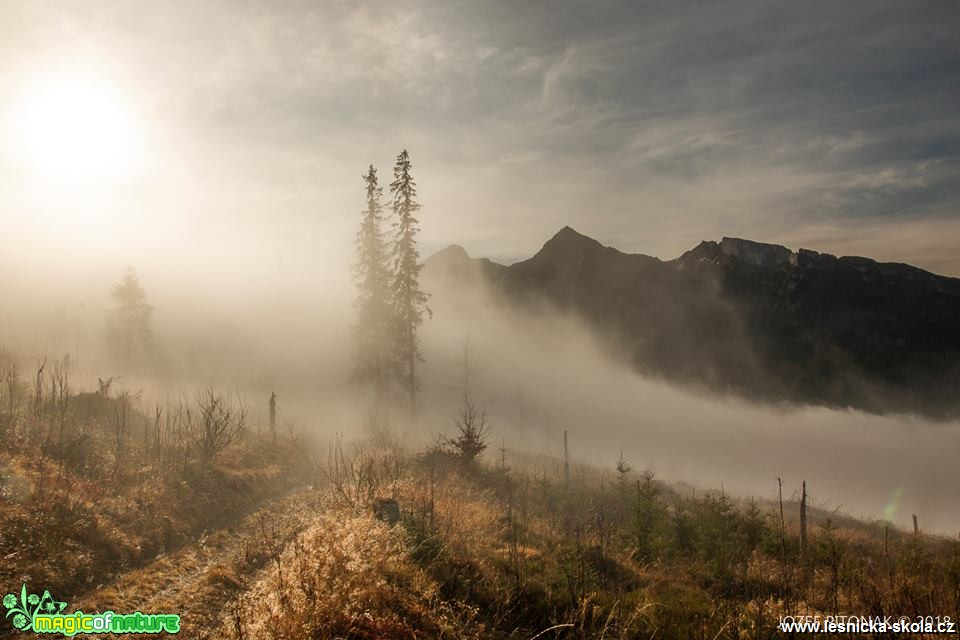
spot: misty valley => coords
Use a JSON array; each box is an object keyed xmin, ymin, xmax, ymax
[
  {"xmin": 2, "ymin": 151, "xmax": 959, "ymax": 639},
  {"xmin": 3, "ymin": 1, "xmax": 960, "ymax": 638}
]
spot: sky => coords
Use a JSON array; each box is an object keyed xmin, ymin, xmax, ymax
[{"xmin": 1, "ymin": 0, "xmax": 959, "ymax": 279}]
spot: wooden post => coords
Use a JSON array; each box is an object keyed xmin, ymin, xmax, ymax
[
  {"xmin": 269, "ymin": 392, "xmax": 277, "ymax": 442},
  {"xmin": 800, "ymin": 480, "xmax": 808, "ymax": 559},
  {"xmin": 913, "ymin": 514, "xmax": 919, "ymax": 537},
  {"xmin": 636, "ymin": 479, "xmax": 643, "ymax": 551},
  {"xmin": 777, "ymin": 477, "xmax": 786, "ymax": 594},
  {"xmin": 429, "ymin": 461, "xmax": 436, "ymax": 533},
  {"xmin": 563, "ymin": 430, "xmax": 570, "ymax": 487}
]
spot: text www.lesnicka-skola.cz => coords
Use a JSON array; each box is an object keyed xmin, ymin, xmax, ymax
[{"xmin": 779, "ymin": 615, "xmax": 956, "ymax": 635}]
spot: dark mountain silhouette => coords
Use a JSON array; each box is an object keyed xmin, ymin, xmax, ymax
[
  {"xmin": 424, "ymin": 226, "xmax": 960, "ymax": 419},
  {"xmin": 422, "ymin": 244, "xmax": 506, "ymax": 285}
]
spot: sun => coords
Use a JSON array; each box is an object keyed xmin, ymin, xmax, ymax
[{"xmin": 9, "ymin": 72, "xmax": 140, "ymax": 182}]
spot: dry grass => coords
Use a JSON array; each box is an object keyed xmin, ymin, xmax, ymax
[
  {"xmin": 0, "ymin": 435, "xmax": 310, "ymax": 605},
  {"xmin": 224, "ymin": 508, "xmax": 486, "ymax": 640}
]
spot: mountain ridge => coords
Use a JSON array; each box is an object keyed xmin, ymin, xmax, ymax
[{"xmin": 423, "ymin": 227, "xmax": 960, "ymax": 419}]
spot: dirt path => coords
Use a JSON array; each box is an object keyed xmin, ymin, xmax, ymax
[{"xmin": 70, "ymin": 486, "xmax": 325, "ymax": 639}]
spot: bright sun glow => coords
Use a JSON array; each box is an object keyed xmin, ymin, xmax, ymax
[{"xmin": 10, "ymin": 73, "xmax": 139, "ymax": 182}]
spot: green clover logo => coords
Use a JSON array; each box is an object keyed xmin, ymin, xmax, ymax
[{"xmin": 3, "ymin": 585, "xmax": 67, "ymax": 632}]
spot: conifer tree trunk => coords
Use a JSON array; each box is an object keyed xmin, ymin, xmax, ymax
[{"xmin": 407, "ymin": 325, "xmax": 416, "ymax": 416}]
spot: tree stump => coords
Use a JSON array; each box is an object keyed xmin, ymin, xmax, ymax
[{"xmin": 373, "ymin": 498, "xmax": 400, "ymax": 526}]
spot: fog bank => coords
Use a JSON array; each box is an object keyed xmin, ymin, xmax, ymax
[{"xmin": 2, "ymin": 243, "xmax": 957, "ymax": 536}]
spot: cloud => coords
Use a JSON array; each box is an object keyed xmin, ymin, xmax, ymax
[
  {"xmin": 845, "ymin": 163, "xmax": 931, "ymax": 193},
  {"xmin": 1, "ymin": 0, "xmax": 959, "ymax": 273}
]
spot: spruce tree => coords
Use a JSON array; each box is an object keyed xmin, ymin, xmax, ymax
[
  {"xmin": 106, "ymin": 266, "xmax": 153, "ymax": 371},
  {"xmin": 389, "ymin": 149, "xmax": 429, "ymax": 417},
  {"xmin": 352, "ymin": 165, "xmax": 392, "ymax": 401}
]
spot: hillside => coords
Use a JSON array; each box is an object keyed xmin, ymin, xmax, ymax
[
  {"xmin": 182, "ymin": 440, "xmax": 960, "ymax": 639},
  {"xmin": 424, "ymin": 227, "xmax": 960, "ymax": 419}
]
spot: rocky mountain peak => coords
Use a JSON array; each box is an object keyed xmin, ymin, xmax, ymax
[
  {"xmin": 719, "ymin": 237, "xmax": 798, "ymax": 268},
  {"xmin": 537, "ymin": 226, "xmax": 604, "ymax": 256}
]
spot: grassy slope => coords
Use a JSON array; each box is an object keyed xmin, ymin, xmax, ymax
[
  {"xmin": 0, "ymin": 376, "xmax": 314, "ymax": 640},
  {"xmin": 205, "ymin": 447, "xmax": 960, "ymax": 640}
]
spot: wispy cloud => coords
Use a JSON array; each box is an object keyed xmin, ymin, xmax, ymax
[{"xmin": 1, "ymin": 0, "xmax": 958, "ymax": 274}]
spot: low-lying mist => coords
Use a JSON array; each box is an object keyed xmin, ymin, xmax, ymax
[
  {"xmin": 2, "ymin": 244, "xmax": 958, "ymax": 536},
  {"xmin": 418, "ymin": 275, "xmax": 960, "ymax": 536}
]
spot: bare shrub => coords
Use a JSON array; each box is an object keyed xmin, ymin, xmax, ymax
[{"xmin": 185, "ymin": 387, "xmax": 248, "ymax": 466}]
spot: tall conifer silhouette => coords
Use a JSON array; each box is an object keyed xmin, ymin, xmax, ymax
[
  {"xmin": 352, "ymin": 165, "xmax": 392, "ymax": 402},
  {"xmin": 389, "ymin": 150, "xmax": 429, "ymax": 417}
]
